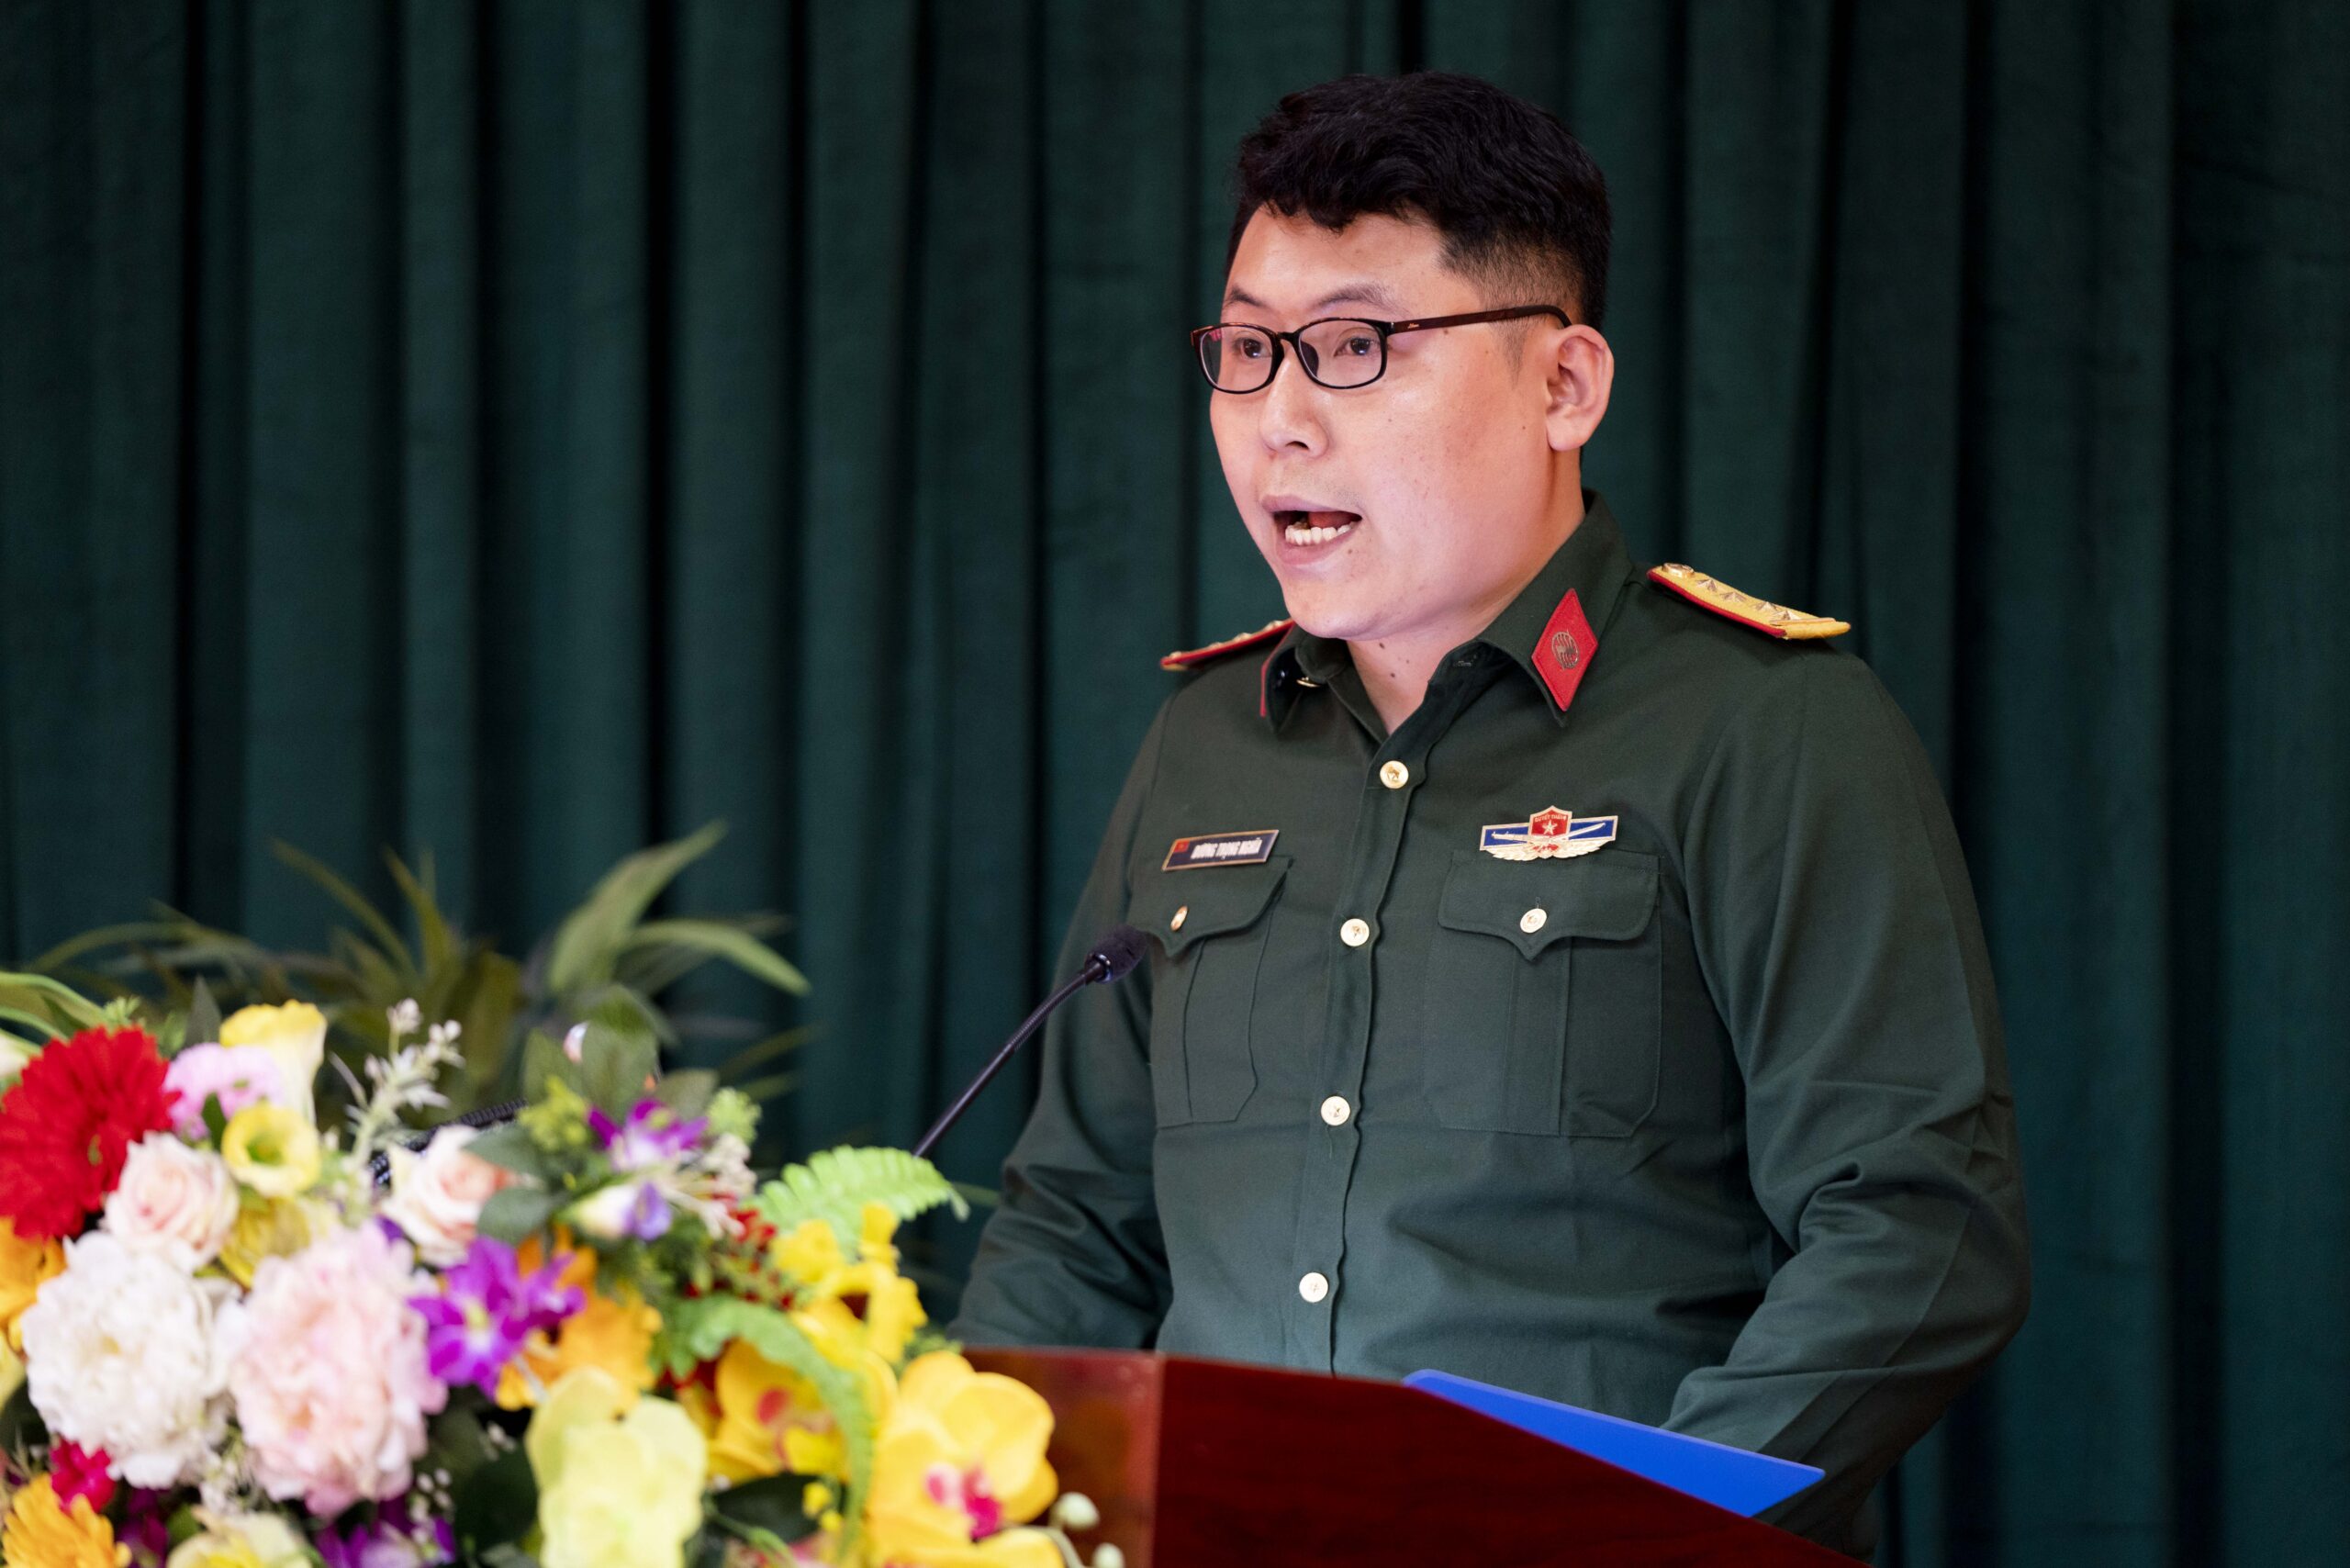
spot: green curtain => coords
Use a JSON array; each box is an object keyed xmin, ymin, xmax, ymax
[{"xmin": 3, "ymin": 2, "xmax": 2344, "ymax": 1562}]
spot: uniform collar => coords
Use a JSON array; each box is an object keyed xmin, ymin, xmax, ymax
[{"xmin": 1262, "ymin": 490, "xmax": 1638, "ymax": 729}]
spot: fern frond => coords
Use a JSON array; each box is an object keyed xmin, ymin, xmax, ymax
[{"xmin": 754, "ymin": 1146, "xmax": 968, "ymax": 1249}]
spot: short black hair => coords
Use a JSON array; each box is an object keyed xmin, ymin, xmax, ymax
[{"xmin": 1226, "ymin": 72, "xmax": 1611, "ymax": 330}]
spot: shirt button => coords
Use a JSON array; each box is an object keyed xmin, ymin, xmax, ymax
[
  {"xmin": 1519, "ymin": 907, "xmax": 1548, "ymax": 935},
  {"xmin": 1298, "ymin": 1271, "xmax": 1330, "ymax": 1304},
  {"xmin": 1170, "ymin": 905, "xmax": 1188, "ymax": 932},
  {"xmin": 1319, "ymin": 1095, "xmax": 1351, "ymax": 1126},
  {"xmin": 1340, "ymin": 917, "xmax": 1371, "ymax": 947},
  {"xmin": 1379, "ymin": 760, "xmax": 1410, "ymax": 790}
]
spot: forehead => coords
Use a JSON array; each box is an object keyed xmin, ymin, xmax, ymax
[{"xmin": 1222, "ymin": 208, "xmax": 1476, "ymax": 319}]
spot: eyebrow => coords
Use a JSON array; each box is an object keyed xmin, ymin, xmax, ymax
[{"xmin": 1222, "ymin": 281, "xmax": 1409, "ymax": 318}]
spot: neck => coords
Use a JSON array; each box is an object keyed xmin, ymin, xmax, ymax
[{"xmin": 1350, "ymin": 484, "xmax": 1587, "ymax": 734}]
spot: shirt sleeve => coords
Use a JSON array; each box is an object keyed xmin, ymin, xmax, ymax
[
  {"xmin": 1666, "ymin": 648, "xmax": 2031, "ymax": 1548},
  {"xmin": 948, "ymin": 706, "xmax": 1172, "ymax": 1350}
]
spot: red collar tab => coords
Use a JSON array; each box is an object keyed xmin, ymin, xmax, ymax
[
  {"xmin": 1159, "ymin": 617, "xmax": 1295, "ymax": 671},
  {"xmin": 1532, "ymin": 588, "xmax": 1598, "ymax": 713}
]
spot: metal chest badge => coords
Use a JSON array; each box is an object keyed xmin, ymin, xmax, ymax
[{"xmin": 1479, "ymin": 806, "xmax": 1618, "ymax": 861}]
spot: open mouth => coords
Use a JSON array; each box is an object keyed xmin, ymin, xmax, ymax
[{"xmin": 1277, "ymin": 509, "xmax": 1361, "ymax": 545}]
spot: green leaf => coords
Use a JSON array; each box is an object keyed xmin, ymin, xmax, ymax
[
  {"xmin": 715, "ymin": 1024, "xmax": 817, "ymax": 1084},
  {"xmin": 623, "ymin": 919, "xmax": 811, "ymax": 997},
  {"xmin": 577, "ymin": 999, "xmax": 660, "ymax": 1117},
  {"xmin": 0, "ymin": 971, "xmax": 107, "ymax": 1031},
  {"xmin": 201, "ymin": 1094, "xmax": 229, "ymax": 1145},
  {"xmin": 273, "ymin": 839, "xmax": 417, "ymax": 979},
  {"xmin": 707, "ymin": 1470, "xmax": 822, "ymax": 1549},
  {"xmin": 754, "ymin": 1146, "xmax": 968, "ymax": 1251},
  {"xmin": 185, "ymin": 976, "xmax": 222, "ymax": 1048},
  {"xmin": 478, "ymin": 1185, "xmax": 564, "ymax": 1247},
  {"xmin": 386, "ymin": 848, "xmax": 459, "ymax": 974},
  {"xmin": 464, "ymin": 1123, "xmax": 554, "ymax": 1180},
  {"xmin": 654, "ymin": 1069, "xmax": 720, "ymax": 1120},
  {"xmin": 544, "ymin": 822, "xmax": 727, "ymax": 996},
  {"xmin": 661, "ymin": 1298, "xmax": 874, "ymax": 1561},
  {"xmin": 22, "ymin": 919, "xmax": 199, "ymax": 974},
  {"xmin": 452, "ymin": 1444, "xmax": 538, "ymax": 1555},
  {"xmin": 0, "ymin": 1381, "xmax": 47, "ymax": 1450},
  {"xmin": 522, "ymin": 1029, "xmax": 584, "ymax": 1103}
]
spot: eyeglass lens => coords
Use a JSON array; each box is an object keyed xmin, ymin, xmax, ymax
[{"xmin": 1199, "ymin": 320, "xmax": 1386, "ymax": 391}]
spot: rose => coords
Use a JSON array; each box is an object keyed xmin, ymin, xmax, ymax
[
  {"xmin": 102, "ymin": 1134, "xmax": 240, "ymax": 1270},
  {"xmin": 162, "ymin": 1044, "xmax": 289, "ymax": 1140},
  {"xmin": 381, "ymin": 1126, "xmax": 516, "ymax": 1267},
  {"xmin": 218, "ymin": 1002, "xmax": 328, "ymax": 1123}
]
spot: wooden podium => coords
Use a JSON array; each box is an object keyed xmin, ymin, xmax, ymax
[{"xmin": 968, "ymin": 1348, "xmax": 1851, "ymax": 1566}]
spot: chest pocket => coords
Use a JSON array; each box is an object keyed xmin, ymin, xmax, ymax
[
  {"xmin": 1419, "ymin": 849, "xmax": 1662, "ymax": 1137},
  {"xmin": 1132, "ymin": 858, "xmax": 1288, "ymax": 1127}
]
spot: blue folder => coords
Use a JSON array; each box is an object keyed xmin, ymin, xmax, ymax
[{"xmin": 1404, "ymin": 1370, "xmax": 1822, "ymax": 1517}]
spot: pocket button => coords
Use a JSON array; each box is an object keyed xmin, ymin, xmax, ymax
[{"xmin": 1518, "ymin": 906, "xmax": 1548, "ymax": 935}]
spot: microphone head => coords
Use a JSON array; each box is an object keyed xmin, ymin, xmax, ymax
[{"xmin": 1089, "ymin": 924, "xmax": 1150, "ymax": 982}]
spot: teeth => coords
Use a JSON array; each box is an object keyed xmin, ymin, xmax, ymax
[{"xmin": 1283, "ymin": 521, "xmax": 1356, "ymax": 546}]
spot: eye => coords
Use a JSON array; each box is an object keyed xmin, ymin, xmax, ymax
[
  {"xmin": 1232, "ymin": 335, "xmax": 1269, "ymax": 359},
  {"xmin": 1337, "ymin": 333, "xmax": 1378, "ymax": 357}
]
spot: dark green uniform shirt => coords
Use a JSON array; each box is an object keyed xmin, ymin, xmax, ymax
[{"xmin": 952, "ymin": 494, "xmax": 2031, "ymax": 1561}]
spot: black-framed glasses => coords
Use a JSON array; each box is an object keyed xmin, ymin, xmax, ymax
[{"xmin": 1190, "ymin": 305, "xmax": 1572, "ymax": 393}]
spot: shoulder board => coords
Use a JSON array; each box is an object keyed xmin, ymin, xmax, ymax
[
  {"xmin": 1159, "ymin": 617, "xmax": 1295, "ymax": 671},
  {"xmin": 1647, "ymin": 564, "xmax": 1850, "ymax": 640}
]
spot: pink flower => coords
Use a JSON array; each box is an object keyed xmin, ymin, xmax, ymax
[
  {"xmin": 381, "ymin": 1126, "xmax": 516, "ymax": 1267},
  {"xmin": 162, "ymin": 1044, "xmax": 288, "ymax": 1140},
  {"xmin": 222, "ymin": 1225, "xmax": 448, "ymax": 1514},
  {"xmin": 100, "ymin": 1133, "xmax": 240, "ymax": 1269}
]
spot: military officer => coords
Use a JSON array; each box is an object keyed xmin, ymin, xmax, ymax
[{"xmin": 952, "ymin": 72, "xmax": 2029, "ymax": 1562}]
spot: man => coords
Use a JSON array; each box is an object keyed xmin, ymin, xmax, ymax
[{"xmin": 952, "ymin": 72, "xmax": 2029, "ymax": 1562}]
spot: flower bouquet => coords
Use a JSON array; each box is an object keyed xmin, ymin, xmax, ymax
[{"xmin": 0, "ymin": 987, "xmax": 1112, "ymax": 1568}]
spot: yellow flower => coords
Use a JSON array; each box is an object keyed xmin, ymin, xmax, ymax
[
  {"xmin": 1, "ymin": 1475, "xmax": 128, "ymax": 1568},
  {"xmin": 495, "ymin": 1238, "xmax": 661, "ymax": 1409},
  {"xmin": 218, "ymin": 1002, "xmax": 327, "ymax": 1121},
  {"xmin": 864, "ymin": 1352, "xmax": 1061, "ymax": 1568},
  {"xmin": 219, "ymin": 1104, "xmax": 321, "ymax": 1198},
  {"xmin": 162, "ymin": 1510, "xmax": 308, "ymax": 1567},
  {"xmin": 217, "ymin": 1198, "xmax": 324, "ymax": 1287},
  {"xmin": 773, "ymin": 1205, "xmax": 927, "ymax": 1370},
  {"xmin": 528, "ymin": 1369, "xmax": 707, "ymax": 1568},
  {"xmin": 0, "ymin": 1218, "xmax": 64, "ymax": 1350},
  {"xmin": 684, "ymin": 1338, "xmax": 845, "ymax": 1484}
]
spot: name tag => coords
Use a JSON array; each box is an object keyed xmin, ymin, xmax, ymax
[{"xmin": 1162, "ymin": 829, "xmax": 1280, "ymax": 870}]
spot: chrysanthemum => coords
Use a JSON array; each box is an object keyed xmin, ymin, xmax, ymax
[{"xmin": 0, "ymin": 1025, "xmax": 177, "ymax": 1240}]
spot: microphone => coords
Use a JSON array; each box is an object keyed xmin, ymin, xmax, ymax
[{"xmin": 911, "ymin": 924, "xmax": 1148, "ymax": 1160}]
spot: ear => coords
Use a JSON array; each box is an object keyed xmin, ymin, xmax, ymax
[{"xmin": 1540, "ymin": 324, "xmax": 1614, "ymax": 454}]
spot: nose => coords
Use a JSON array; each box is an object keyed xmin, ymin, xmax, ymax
[{"xmin": 1255, "ymin": 343, "xmax": 1326, "ymax": 455}]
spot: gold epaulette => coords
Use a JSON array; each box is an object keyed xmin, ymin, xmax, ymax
[
  {"xmin": 1158, "ymin": 617, "xmax": 1295, "ymax": 670},
  {"xmin": 1647, "ymin": 564, "xmax": 1850, "ymax": 640}
]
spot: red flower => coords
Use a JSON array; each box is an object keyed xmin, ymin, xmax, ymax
[
  {"xmin": 0, "ymin": 1025, "xmax": 177, "ymax": 1239},
  {"xmin": 48, "ymin": 1439, "xmax": 114, "ymax": 1511}
]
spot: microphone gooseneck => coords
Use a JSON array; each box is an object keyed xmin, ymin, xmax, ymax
[{"xmin": 911, "ymin": 925, "xmax": 1148, "ymax": 1160}]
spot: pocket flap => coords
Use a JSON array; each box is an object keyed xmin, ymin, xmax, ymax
[
  {"xmin": 1435, "ymin": 850, "xmax": 1658, "ymax": 958},
  {"xmin": 1133, "ymin": 858, "xmax": 1290, "ymax": 958}
]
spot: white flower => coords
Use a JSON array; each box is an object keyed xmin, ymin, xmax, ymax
[
  {"xmin": 103, "ymin": 1133, "xmax": 241, "ymax": 1270},
  {"xmin": 165, "ymin": 1509, "xmax": 309, "ymax": 1568},
  {"xmin": 381, "ymin": 1125, "xmax": 516, "ymax": 1267},
  {"xmin": 19, "ymin": 1231, "xmax": 232, "ymax": 1488}
]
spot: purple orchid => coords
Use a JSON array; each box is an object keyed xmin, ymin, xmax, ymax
[
  {"xmin": 589, "ymin": 1098, "xmax": 708, "ymax": 1171},
  {"xmin": 317, "ymin": 1510, "xmax": 456, "ymax": 1568},
  {"xmin": 408, "ymin": 1236, "xmax": 583, "ymax": 1394}
]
